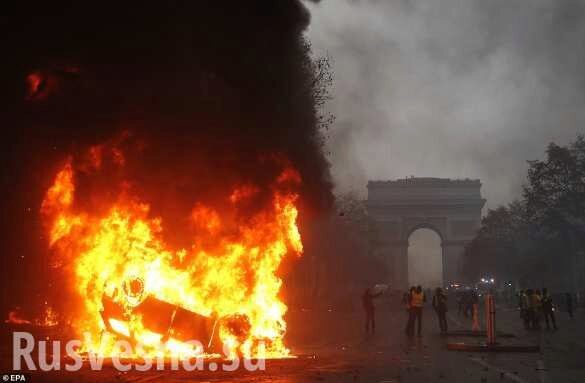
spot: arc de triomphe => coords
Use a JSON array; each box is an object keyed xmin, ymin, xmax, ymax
[{"xmin": 367, "ymin": 178, "xmax": 485, "ymax": 289}]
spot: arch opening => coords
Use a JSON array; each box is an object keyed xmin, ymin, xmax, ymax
[{"xmin": 407, "ymin": 228, "xmax": 443, "ymax": 288}]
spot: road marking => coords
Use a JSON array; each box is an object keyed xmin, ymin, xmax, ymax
[
  {"xmin": 468, "ymin": 357, "xmax": 528, "ymax": 383},
  {"xmin": 536, "ymin": 359, "xmax": 548, "ymax": 383}
]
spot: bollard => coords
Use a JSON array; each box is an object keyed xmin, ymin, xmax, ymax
[
  {"xmin": 447, "ymin": 292, "xmax": 538, "ymax": 352},
  {"xmin": 485, "ymin": 294, "xmax": 496, "ymax": 345}
]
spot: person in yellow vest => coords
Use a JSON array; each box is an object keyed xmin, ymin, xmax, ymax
[
  {"xmin": 531, "ymin": 289, "xmax": 543, "ymax": 329},
  {"xmin": 410, "ymin": 285, "xmax": 426, "ymax": 336},
  {"xmin": 405, "ymin": 286, "xmax": 416, "ymax": 336}
]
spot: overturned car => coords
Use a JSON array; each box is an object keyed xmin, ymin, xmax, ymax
[{"xmin": 99, "ymin": 276, "xmax": 224, "ymax": 356}]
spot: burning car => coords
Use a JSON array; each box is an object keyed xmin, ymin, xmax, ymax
[
  {"xmin": 99, "ymin": 276, "xmax": 221, "ymax": 356},
  {"xmin": 40, "ymin": 141, "xmax": 303, "ymax": 359}
]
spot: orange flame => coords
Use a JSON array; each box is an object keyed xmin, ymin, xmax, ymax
[
  {"xmin": 4, "ymin": 306, "xmax": 57, "ymax": 327},
  {"xmin": 41, "ymin": 147, "xmax": 302, "ymax": 358}
]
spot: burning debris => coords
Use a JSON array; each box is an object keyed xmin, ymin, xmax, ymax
[
  {"xmin": 5, "ymin": 310, "xmax": 31, "ymax": 326},
  {"xmin": 40, "ymin": 140, "xmax": 303, "ymax": 359},
  {"xmin": 5, "ymin": 306, "xmax": 58, "ymax": 327}
]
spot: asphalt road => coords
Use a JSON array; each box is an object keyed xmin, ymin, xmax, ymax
[{"xmin": 1, "ymin": 300, "xmax": 584, "ymax": 382}]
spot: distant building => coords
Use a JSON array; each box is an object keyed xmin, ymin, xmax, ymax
[{"xmin": 367, "ymin": 177, "xmax": 485, "ymax": 289}]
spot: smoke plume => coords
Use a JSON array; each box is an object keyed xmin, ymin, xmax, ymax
[
  {"xmin": 307, "ymin": 0, "xmax": 585, "ymax": 207},
  {"xmin": 0, "ymin": 1, "xmax": 331, "ymax": 312}
]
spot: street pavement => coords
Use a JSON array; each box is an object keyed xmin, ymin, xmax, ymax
[{"xmin": 1, "ymin": 299, "xmax": 583, "ymax": 382}]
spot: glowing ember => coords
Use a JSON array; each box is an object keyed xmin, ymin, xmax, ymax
[
  {"xmin": 5, "ymin": 306, "xmax": 57, "ymax": 327},
  {"xmin": 41, "ymin": 143, "xmax": 303, "ymax": 358},
  {"xmin": 5, "ymin": 309, "xmax": 31, "ymax": 325}
]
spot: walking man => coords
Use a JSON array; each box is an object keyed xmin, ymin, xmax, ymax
[
  {"xmin": 410, "ymin": 285, "xmax": 425, "ymax": 336},
  {"xmin": 405, "ymin": 286, "xmax": 416, "ymax": 336},
  {"xmin": 529, "ymin": 289, "xmax": 542, "ymax": 329},
  {"xmin": 432, "ymin": 287, "xmax": 448, "ymax": 334},
  {"xmin": 542, "ymin": 288, "xmax": 557, "ymax": 330},
  {"xmin": 520, "ymin": 290, "xmax": 530, "ymax": 329}
]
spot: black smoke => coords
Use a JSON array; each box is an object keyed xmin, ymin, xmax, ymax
[{"xmin": 0, "ymin": 1, "xmax": 331, "ymax": 314}]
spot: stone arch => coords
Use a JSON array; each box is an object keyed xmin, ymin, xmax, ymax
[
  {"xmin": 367, "ymin": 178, "xmax": 485, "ymax": 290},
  {"xmin": 406, "ymin": 226, "xmax": 444, "ymax": 287},
  {"xmin": 404, "ymin": 222, "xmax": 446, "ymax": 243}
]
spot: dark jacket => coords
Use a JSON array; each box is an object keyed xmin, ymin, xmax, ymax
[
  {"xmin": 362, "ymin": 289, "xmax": 382, "ymax": 311},
  {"xmin": 432, "ymin": 293, "xmax": 448, "ymax": 312},
  {"xmin": 542, "ymin": 294, "xmax": 554, "ymax": 312}
]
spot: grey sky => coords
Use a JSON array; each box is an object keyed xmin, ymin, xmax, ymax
[{"xmin": 306, "ymin": 0, "xmax": 585, "ymax": 209}]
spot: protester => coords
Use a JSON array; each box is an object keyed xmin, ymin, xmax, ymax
[
  {"xmin": 524, "ymin": 289, "xmax": 533, "ymax": 329},
  {"xmin": 410, "ymin": 285, "xmax": 425, "ymax": 336},
  {"xmin": 520, "ymin": 290, "xmax": 530, "ymax": 329},
  {"xmin": 541, "ymin": 288, "xmax": 557, "ymax": 330},
  {"xmin": 518, "ymin": 290, "xmax": 525, "ymax": 317},
  {"xmin": 405, "ymin": 286, "xmax": 416, "ymax": 336},
  {"xmin": 528, "ymin": 289, "xmax": 542, "ymax": 329},
  {"xmin": 518, "ymin": 290, "xmax": 525, "ymax": 319},
  {"xmin": 362, "ymin": 287, "xmax": 382, "ymax": 335},
  {"xmin": 432, "ymin": 287, "xmax": 448, "ymax": 334}
]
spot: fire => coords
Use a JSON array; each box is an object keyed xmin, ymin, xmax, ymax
[
  {"xmin": 5, "ymin": 309, "xmax": 31, "ymax": 325},
  {"xmin": 41, "ymin": 143, "xmax": 303, "ymax": 359},
  {"xmin": 5, "ymin": 306, "xmax": 57, "ymax": 327}
]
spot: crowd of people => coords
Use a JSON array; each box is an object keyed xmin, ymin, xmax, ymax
[
  {"xmin": 401, "ymin": 286, "xmax": 449, "ymax": 336},
  {"xmin": 363, "ymin": 285, "xmax": 449, "ymax": 337},
  {"xmin": 362, "ymin": 285, "xmax": 577, "ymax": 338},
  {"xmin": 517, "ymin": 288, "xmax": 573, "ymax": 330}
]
